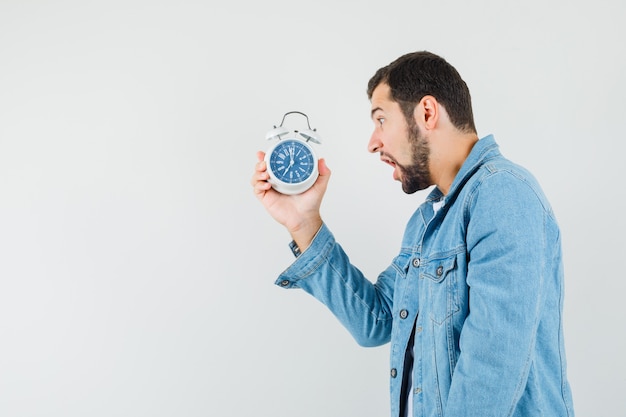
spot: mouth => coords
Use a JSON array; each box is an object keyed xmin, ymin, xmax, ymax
[
  {"xmin": 380, "ymin": 154, "xmax": 396, "ymax": 168},
  {"xmin": 380, "ymin": 154, "xmax": 400, "ymax": 180}
]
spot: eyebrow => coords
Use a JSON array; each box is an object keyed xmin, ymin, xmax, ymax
[{"xmin": 370, "ymin": 107, "xmax": 383, "ymax": 119}]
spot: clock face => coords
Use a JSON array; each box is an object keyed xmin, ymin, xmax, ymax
[{"xmin": 268, "ymin": 139, "xmax": 315, "ymax": 184}]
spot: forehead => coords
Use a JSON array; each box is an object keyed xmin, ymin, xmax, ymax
[
  {"xmin": 371, "ymin": 83, "xmax": 392, "ymax": 105},
  {"xmin": 370, "ymin": 83, "xmax": 398, "ymax": 116}
]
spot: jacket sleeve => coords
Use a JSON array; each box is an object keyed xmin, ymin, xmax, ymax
[
  {"xmin": 444, "ymin": 170, "xmax": 554, "ymax": 416},
  {"xmin": 275, "ymin": 223, "xmax": 396, "ymax": 347}
]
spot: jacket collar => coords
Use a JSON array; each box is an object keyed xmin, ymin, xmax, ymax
[{"xmin": 426, "ymin": 134, "xmax": 500, "ymax": 204}]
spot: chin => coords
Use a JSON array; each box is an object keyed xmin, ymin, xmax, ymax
[
  {"xmin": 401, "ymin": 180, "xmax": 430, "ymax": 194},
  {"xmin": 401, "ymin": 186, "xmax": 420, "ymax": 195}
]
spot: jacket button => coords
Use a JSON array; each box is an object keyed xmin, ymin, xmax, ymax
[
  {"xmin": 436, "ymin": 266, "xmax": 444, "ymax": 276},
  {"xmin": 412, "ymin": 258, "xmax": 421, "ymax": 267},
  {"xmin": 399, "ymin": 309, "xmax": 409, "ymax": 319},
  {"xmin": 280, "ymin": 280, "xmax": 290, "ymax": 287},
  {"xmin": 390, "ymin": 368, "xmax": 397, "ymax": 378}
]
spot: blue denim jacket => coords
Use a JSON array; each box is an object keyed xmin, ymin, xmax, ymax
[{"xmin": 275, "ymin": 135, "xmax": 575, "ymax": 417}]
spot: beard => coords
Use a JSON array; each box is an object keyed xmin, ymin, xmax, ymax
[{"xmin": 396, "ymin": 121, "xmax": 433, "ymax": 194}]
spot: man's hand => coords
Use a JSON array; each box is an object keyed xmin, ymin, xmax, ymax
[{"xmin": 251, "ymin": 151, "xmax": 331, "ymax": 252}]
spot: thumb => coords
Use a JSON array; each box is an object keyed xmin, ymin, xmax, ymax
[
  {"xmin": 318, "ymin": 158, "xmax": 331, "ymax": 176},
  {"xmin": 312, "ymin": 158, "xmax": 331, "ymax": 192}
]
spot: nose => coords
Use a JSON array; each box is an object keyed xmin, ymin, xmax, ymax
[{"xmin": 368, "ymin": 130, "xmax": 382, "ymax": 153}]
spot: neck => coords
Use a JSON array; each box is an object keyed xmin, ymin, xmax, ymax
[{"xmin": 431, "ymin": 131, "xmax": 479, "ymax": 196}]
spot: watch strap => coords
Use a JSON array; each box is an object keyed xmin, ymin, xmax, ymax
[{"xmin": 288, "ymin": 240, "xmax": 302, "ymax": 258}]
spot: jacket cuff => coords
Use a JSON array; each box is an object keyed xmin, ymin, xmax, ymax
[{"xmin": 275, "ymin": 223, "xmax": 332, "ymax": 289}]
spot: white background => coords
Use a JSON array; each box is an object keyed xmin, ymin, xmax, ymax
[{"xmin": 1, "ymin": 1, "xmax": 624, "ymax": 416}]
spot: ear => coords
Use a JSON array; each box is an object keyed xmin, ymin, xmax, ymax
[{"xmin": 413, "ymin": 95, "xmax": 439, "ymax": 131}]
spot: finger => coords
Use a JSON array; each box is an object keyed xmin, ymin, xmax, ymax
[
  {"xmin": 251, "ymin": 151, "xmax": 270, "ymax": 185},
  {"xmin": 318, "ymin": 158, "xmax": 331, "ymax": 176},
  {"xmin": 310, "ymin": 158, "xmax": 331, "ymax": 192},
  {"xmin": 255, "ymin": 158, "xmax": 267, "ymax": 173},
  {"xmin": 251, "ymin": 168, "xmax": 269, "ymax": 186},
  {"xmin": 253, "ymin": 179, "xmax": 273, "ymax": 198}
]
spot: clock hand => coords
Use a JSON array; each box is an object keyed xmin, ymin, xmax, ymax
[
  {"xmin": 283, "ymin": 162, "xmax": 292, "ymax": 175},
  {"xmin": 283, "ymin": 152, "xmax": 294, "ymax": 175}
]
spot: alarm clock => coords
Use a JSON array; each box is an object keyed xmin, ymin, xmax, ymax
[{"xmin": 264, "ymin": 111, "xmax": 322, "ymax": 195}]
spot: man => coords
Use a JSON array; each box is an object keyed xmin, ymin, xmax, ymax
[{"xmin": 251, "ymin": 51, "xmax": 575, "ymax": 417}]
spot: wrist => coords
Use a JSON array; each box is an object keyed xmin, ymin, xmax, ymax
[{"xmin": 289, "ymin": 218, "xmax": 323, "ymax": 254}]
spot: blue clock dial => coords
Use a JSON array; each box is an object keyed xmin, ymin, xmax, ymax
[{"xmin": 268, "ymin": 139, "xmax": 315, "ymax": 184}]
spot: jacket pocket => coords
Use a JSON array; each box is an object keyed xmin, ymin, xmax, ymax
[
  {"xmin": 422, "ymin": 255, "xmax": 459, "ymax": 325},
  {"xmin": 391, "ymin": 252, "xmax": 412, "ymax": 278}
]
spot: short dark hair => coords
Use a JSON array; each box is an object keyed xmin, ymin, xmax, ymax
[{"xmin": 367, "ymin": 51, "xmax": 476, "ymax": 134}]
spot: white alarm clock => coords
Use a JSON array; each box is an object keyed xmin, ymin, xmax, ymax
[{"xmin": 264, "ymin": 111, "xmax": 322, "ymax": 195}]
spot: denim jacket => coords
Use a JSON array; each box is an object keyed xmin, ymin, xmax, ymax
[{"xmin": 275, "ymin": 135, "xmax": 575, "ymax": 417}]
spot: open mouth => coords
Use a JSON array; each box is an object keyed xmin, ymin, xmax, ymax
[
  {"xmin": 381, "ymin": 155, "xmax": 396, "ymax": 167},
  {"xmin": 381, "ymin": 155, "xmax": 400, "ymax": 180}
]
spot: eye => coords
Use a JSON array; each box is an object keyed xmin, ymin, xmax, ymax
[{"xmin": 377, "ymin": 117, "xmax": 385, "ymax": 126}]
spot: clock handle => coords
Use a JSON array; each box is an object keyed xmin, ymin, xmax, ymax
[
  {"xmin": 276, "ymin": 111, "xmax": 322, "ymax": 144},
  {"xmin": 279, "ymin": 111, "xmax": 311, "ymax": 128}
]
